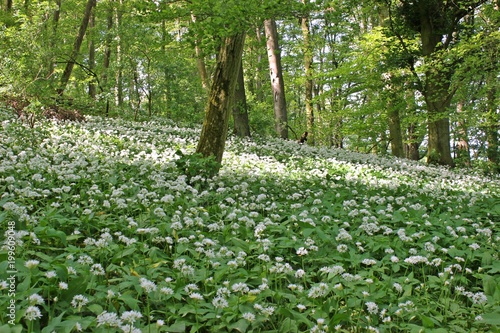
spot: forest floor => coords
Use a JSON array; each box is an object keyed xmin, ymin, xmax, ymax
[{"xmin": 1, "ymin": 110, "xmax": 499, "ymax": 332}]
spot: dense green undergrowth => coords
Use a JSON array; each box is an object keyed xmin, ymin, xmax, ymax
[{"xmin": 1, "ymin": 114, "xmax": 499, "ymax": 333}]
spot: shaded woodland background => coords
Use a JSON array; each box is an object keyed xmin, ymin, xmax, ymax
[{"xmin": 0, "ymin": 0, "xmax": 499, "ymax": 171}]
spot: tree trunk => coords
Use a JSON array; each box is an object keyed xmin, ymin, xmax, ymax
[
  {"xmin": 114, "ymin": 0, "xmax": 123, "ymax": 107},
  {"xmin": 486, "ymin": 80, "xmax": 499, "ymax": 170},
  {"xmin": 57, "ymin": 0, "xmax": 96, "ymax": 96},
  {"xmin": 406, "ymin": 124, "xmax": 421, "ymax": 161},
  {"xmin": 47, "ymin": 0, "xmax": 61, "ymax": 77},
  {"xmin": 102, "ymin": 2, "xmax": 113, "ymax": 116},
  {"xmin": 301, "ymin": 1, "xmax": 314, "ymax": 145},
  {"xmin": 196, "ymin": 33, "xmax": 246, "ymax": 165},
  {"xmin": 388, "ymin": 107, "xmax": 404, "ymax": 158},
  {"xmin": 455, "ymin": 101, "xmax": 471, "ymax": 166},
  {"xmin": 264, "ymin": 18, "xmax": 288, "ymax": 139},
  {"xmin": 419, "ymin": 3, "xmax": 454, "ymax": 166},
  {"xmin": 88, "ymin": 2, "xmax": 96, "ymax": 99},
  {"xmin": 233, "ymin": 64, "xmax": 251, "ymax": 137},
  {"xmin": 191, "ymin": 13, "xmax": 210, "ymax": 92},
  {"xmin": 254, "ymin": 25, "xmax": 264, "ymax": 101}
]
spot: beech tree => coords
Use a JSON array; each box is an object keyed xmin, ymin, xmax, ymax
[
  {"xmin": 384, "ymin": 0, "xmax": 489, "ymax": 166},
  {"xmin": 196, "ymin": 33, "xmax": 246, "ymax": 164},
  {"xmin": 57, "ymin": 0, "xmax": 96, "ymax": 97},
  {"xmin": 265, "ymin": 18, "xmax": 288, "ymax": 139},
  {"xmin": 1, "ymin": 0, "xmax": 498, "ymax": 171}
]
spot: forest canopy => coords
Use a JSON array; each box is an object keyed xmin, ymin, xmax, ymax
[{"xmin": 0, "ymin": 0, "xmax": 499, "ymax": 170}]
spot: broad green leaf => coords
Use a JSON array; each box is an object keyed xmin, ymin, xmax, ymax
[
  {"xmin": 229, "ymin": 319, "xmax": 250, "ymax": 332},
  {"xmin": 164, "ymin": 321, "xmax": 186, "ymax": 332}
]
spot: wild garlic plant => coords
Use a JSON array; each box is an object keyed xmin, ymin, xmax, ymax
[{"xmin": 0, "ymin": 111, "xmax": 499, "ymax": 332}]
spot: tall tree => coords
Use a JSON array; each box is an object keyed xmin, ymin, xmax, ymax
[
  {"xmin": 191, "ymin": 13, "xmax": 210, "ymax": 92},
  {"xmin": 88, "ymin": 1, "xmax": 96, "ymax": 99},
  {"xmin": 57, "ymin": 0, "xmax": 96, "ymax": 96},
  {"xmin": 233, "ymin": 64, "xmax": 251, "ymax": 137},
  {"xmin": 196, "ymin": 33, "xmax": 246, "ymax": 164},
  {"xmin": 114, "ymin": 0, "xmax": 123, "ymax": 107},
  {"xmin": 386, "ymin": 0, "xmax": 489, "ymax": 166},
  {"xmin": 301, "ymin": 0, "xmax": 314, "ymax": 145},
  {"xmin": 47, "ymin": 0, "xmax": 61, "ymax": 77},
  {"xmin": 102, "ymin": 0, "xmax": 114, "ymax": 116},
  {"xmin": 264, "ymin": 18, "xmax": 288, "ymax": 139}
]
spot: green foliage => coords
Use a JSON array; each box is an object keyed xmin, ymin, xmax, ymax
[
  {"xmin": 174, "ymin": 150, "xmax": 221, "ymax": 182},
  {"xmin": 1, "ymin": 116, "xmax": 499, "ymax": 332},
  {"xmin": 1, "ymin": 0, "xmax": 499, "ymax": 168}
]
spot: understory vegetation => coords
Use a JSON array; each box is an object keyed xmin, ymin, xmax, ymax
[{"xmin": 1, "ymin": 112, "xmax": 499, "ymax": 332}]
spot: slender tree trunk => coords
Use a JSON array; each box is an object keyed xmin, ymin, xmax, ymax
[
  {"xmin": 47, "ymin": 0, "xmax": 61, "ymax": 77},
  {"xmin": 102, "ymin": 2, "xmax": 113, "ymax": 116},
  {"xmin": 191, "ymin": 13, "xmax": 210, "ymax": 92},
  {"xmin": 6, "ymin": 0, "xmax": 13, "ymax": 11},
  {"xmin": 233, "ymin": 64, "xmax": 251, "ymax": 137},
  {"xmin": 254, "ymin": 25, "xmax": 264, "ymax": 101},
  {"xmin": 145, "ymin": 55, "xmax": 152, "ymax": 117},
  {"xmin": 114, "ymin": 0, "xmax": 123, "ymax": 107},
  {"xmin": 57, "ymin": 0, "xmax": 96, "ymax": 96},
  {"xmin": 486, "ymin": 79, "xmax": 499, "ymax": 170},
  {"xmin": 301, "ymin": 1, "xmax": 314, "ymax": 145},
  {"xmin": 388, "ymin": 107, "xmax": 404, "ymax": 158},
  {"xmin": 88, "ymin": 2, "xmax": 96, "ymax": 99},
  {"xmin": 161, "ymin": 19, "xmax": 171, "ymax": 116},
  {"xmin": 264, "ymin": 18, "xmax": 288, "ymax": 139},
  {"xmin": 456, "ymin": 101, "xmax": 471, "ymax": 166},
  {"xmin": 196, "ymin": 33, "xmax": 246, "ymax": 165},
  {"xmin": 132, "ymin": 62, "xmax": 141, "ymax": 120}
]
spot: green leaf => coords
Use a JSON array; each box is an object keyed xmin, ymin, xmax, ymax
[
  {"xmin": 483, "ymin": 275, "xmax": 498, "ymax": 296},
  {"xmin": 113, "ymin": 247, "xmax": 137, "ymax": 260},
  {"xmin": 88, "ymin": 303, "xmax": 103, "ymax": 315},
  {"xmin": 419, "ymin": 314, "xmax": 435, "ymax": 328},
  {"xmin": 229, "ymin": 319, "xmax": 250, "ymax": 332},
  {"xmin": 41, "ymin": 311, "xmax": 66, "ymax": 333},
  {"xmin": 60, "ymin": 274, "xmax": 89, "ymax": 302},
  {"xmin": 165, "ymin": 321, "xmax": 186, "ymax": 332},
  {"xmin": 279, "ymin": 317, "xmax": 298, "ymax": 332},
  {"xmin": 0, "ymin": 325, "xmax": 24, "ymax": 333},
  {"xmin": 481, "ymin": 312, "xmax": 500, "ymax": 325},
  {"xmin": 429, "ymin": 329, "xmax": 448, "ymax": 333},
  {"xmin": 119, "ymin": 293, "xmax": 140, "ymax": 311}
]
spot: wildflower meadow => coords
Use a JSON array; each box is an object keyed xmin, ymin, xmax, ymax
[{"xmin": 1, "ymin": 112, "xmax": 499, "ymax": 333}]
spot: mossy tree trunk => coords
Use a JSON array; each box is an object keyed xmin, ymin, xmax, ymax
[
  {"xmin": 388, "ymin": 107, "xmax": 404, "ymax": 158},
  {"xmin": 419, "ymin": 4, "xmax": 454, "ymax": 166},
  {"xmin": 233, "ymin": 64, "xmax": 251, "ymax": 137},
  {"xmin": 196, "ymin": 32, "xmax": 246, "ymax": 165}
]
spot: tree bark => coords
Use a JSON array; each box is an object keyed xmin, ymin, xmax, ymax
[
  {"xmin": 406, "ymin": 124, "xmax": 421, "ymax": 160},
  {"xmin": 57, "ymin": 0, "xmax": 96, "ymax": 96},
  {"xmin": 191, "ymin": 13, "xmax": 210, "ymax": 92},
  {"xmin": 264, "ymin": 18, "xmax": 288, "ymax": 139},
  {"xmin": 233, "ymin": 64, "xmax": 251, "ymax": 137},
  {"xmin": 420, "ymin": 6, "xmax": 454, "ymax": 166},
  {"xmin": 388, "ymin": 107, "xmax": 404, "ymax": 158},
  {"xmin": 102, "ymin": 2, "xmax": 113, "ymax": 116},
  {"xmin": 114, "ymin": 0, "xmax": 123, "ymax": 107},
  {"xmin": 301, "ymin": 1, "xmax": 314, "ymax": 145},
  {"xmin": 486, "ymin": 79, "xmax": 499, "ymax": 170},
  {"xmin": 455, "ymin": 101, "xmax": 471, "ymax": 166},
  {"xmin": 88, "ymin": 2, "xmax": 96, "ymax": 99},
  {"xmin": 47, "ymin": 0, "xmax": 61, "ymax": 77},
  {"xmin": 196, "ymin": 33, "xmax": 246, "ymax": 165}
]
